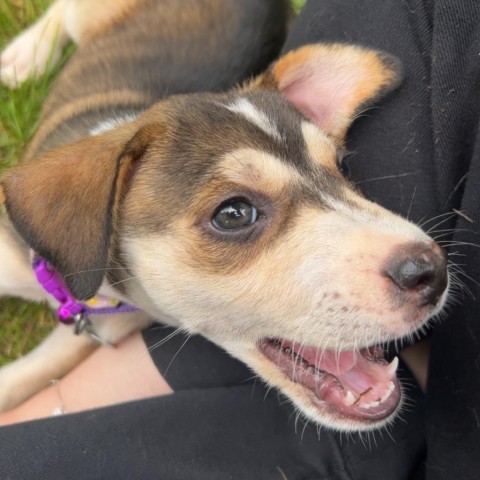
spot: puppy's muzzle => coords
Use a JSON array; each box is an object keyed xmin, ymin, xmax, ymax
[{"xmin": 384, "ymin": 242, "xmax": 448, "ymax": 311}]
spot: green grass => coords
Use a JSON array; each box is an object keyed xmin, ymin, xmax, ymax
[
  {"xmin": 0, "ymin": 1, "xmax": 57, "ymax": 366},
  {"xmin": 0, "ymin": 0, "xmax": 306, "ymax": 366},
  {"xmin": 290, "ymin": 0, "xmax": 306, "ymax": 14},
  {"xmin": 1, "ymin": 0, "xmax": 52, "ymax": 167},
  {"xmin": 0, "ymin": 0, "xmax": 71, "ymax": 366}
]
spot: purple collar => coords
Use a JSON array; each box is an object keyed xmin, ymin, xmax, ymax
[{"xmin": 33, "ymin": 255, "xmax": 137, "ymax": 340}]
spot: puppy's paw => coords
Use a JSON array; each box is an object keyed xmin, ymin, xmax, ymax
[{"xmin": 0, "ymin": 19, "xmax": 65, "ymax": 88}]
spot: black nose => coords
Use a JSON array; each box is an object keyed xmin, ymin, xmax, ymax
[{"xmin": 384, "ymin": 243, "xmax": 448, "ymax": 307}]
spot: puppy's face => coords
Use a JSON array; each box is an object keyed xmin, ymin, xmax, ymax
[
  {"xmin": 121, "ymin": 91, "xmax": 447, "ymax": 431},
  {"xmin": 1, "ymin": 45, "xmax": 448, "ymax": 431}
]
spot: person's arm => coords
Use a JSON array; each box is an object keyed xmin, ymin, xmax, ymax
[{"xmin": 0, "ymin": 332, "xmax": 172, "ymax": 426}]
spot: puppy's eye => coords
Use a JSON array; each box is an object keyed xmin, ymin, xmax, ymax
[
  {"xmin": 337, "ymin": 150, "xmax": 350, "ymax": 179},
  {"xmin": 212, "ymin": 199, "xmax": 258, "ymax": 230},
  {"xmin": 339, "ymin": 160, "xmax": 350, "ymax": 179}
]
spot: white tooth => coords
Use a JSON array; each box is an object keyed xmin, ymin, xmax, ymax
[
  {"xmin": 387, "ymin": 357, "xmax": 399, "ymax": 376},
  {"xmin": 380, "ymin": 382, "xmax": 395, "ymax": 403},
  {"xmin": 344, "ymin": 390, "xmax": 356, "ymax": 406},
  {"xmin": 363, "ymin": 400, "xmax": 380, "ymax": 409}
]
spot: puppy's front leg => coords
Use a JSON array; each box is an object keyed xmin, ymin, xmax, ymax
[
  {"xmin": 0, "ymin": 311, "xmax": 153, "ymax": 412},
  {"xmin": 0, "ymin": 0, "xmax": 69, "ymax": 88},
  {"xmin": 0, "ymin": 218, "xmax": 47, "ymax": 302},
  {"xmin": 1, "ymin": 0, "xmax": 147, "ymax": 87},
  {"xmin": 0, "ymin": 324, "xmax": 97, "ymax": 412}
]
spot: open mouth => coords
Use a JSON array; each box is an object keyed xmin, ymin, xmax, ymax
[{"xmin": 259, "ymin": 338, "xmax": 401, "ymax": 423}]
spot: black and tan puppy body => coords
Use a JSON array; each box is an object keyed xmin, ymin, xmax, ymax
[{"xmin": 0, "ymin": 1, "xmax": 448, "ymax": 432}]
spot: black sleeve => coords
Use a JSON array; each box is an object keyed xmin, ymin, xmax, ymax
[{"xmin": 0, "ymin": 329, "xmax": 427, "ymax": 480}]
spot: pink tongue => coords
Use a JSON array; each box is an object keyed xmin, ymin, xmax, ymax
[
  {"xmin": 271, "ymin": 339, "xmax": 401, "ymax": 418},
  {"xmin": 281, "ymin": 341, "xmax": 357, "ymax": 375},
  {"xmin": 280, "ymin": 340, "xmax": 397, "ymax": 398}
]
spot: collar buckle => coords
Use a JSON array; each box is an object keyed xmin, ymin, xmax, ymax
[
  {"xmin": 73, "ymin": 314, "xmax": 112, "ymax": 345},
  {"xmin": 32, "ymin": 254, "xmax": 137, "ymax": 344}
]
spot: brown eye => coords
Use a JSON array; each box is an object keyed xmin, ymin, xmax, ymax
[
  {"xmin": 212, "ymin": 200, "xmax": 258, "ymax": 230},
  {"xmin": 339, "ymin": 159, "xmax": 350, "ymax": 178},
  {"xmin": 337, "ymin": 149, "xmax": 350, "ymax": 179}
]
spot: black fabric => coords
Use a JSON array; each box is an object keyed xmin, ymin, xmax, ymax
[
  {"xmin": 0, "ymin": 326, "xmax": 426, "ymax": 479},
  {"xmin": 283, "ymin": 1, "xmax": 480, "ymax": 478},
  {"xmin": 141, "ymin": 325, "xmax": 254, "ymax": 390}
]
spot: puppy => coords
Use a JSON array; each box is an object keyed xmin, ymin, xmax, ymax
[{"xmin": 0, "ymin": 0, "xmax": 448, "ymax": 432}]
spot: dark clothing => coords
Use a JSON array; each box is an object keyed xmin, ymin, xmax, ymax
[
  {"xmin": 0, "ymin": 326, "xmax": 425, "ymax": 480},
  {"xmin": 2, "ymin": 1, "xmax": 480, "ymax": 478},
  {"xmin": 283, "ymin": 2, "xmax": 480, "ymax": 478}
]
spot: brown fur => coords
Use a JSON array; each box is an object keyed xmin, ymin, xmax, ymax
[
  {"xmin": 65, "ymin": 0, "xmax": 150, "ymax": 44},
  {"xmin": 24, "ymin": 90, "xmax": 153, "ymax": 162},
  {"xmin": 27, "ymin": 0, "xmax": 284, "ymax": 159},
  {"xmin": 3, "ymin": 123, "xmax": 138, "ymax": 299}
]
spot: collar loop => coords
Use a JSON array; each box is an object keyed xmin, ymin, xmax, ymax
[{"xmin": 32, "ymin": 255, "xmax": 137, "ymax": 333}]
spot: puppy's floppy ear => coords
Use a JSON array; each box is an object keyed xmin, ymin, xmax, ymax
[
  {"xmin": 0, "ymin": 122, "xmax": 156, "ymax": 300},
  {"xmin": 247, "ymin": 43, "xmax": 403, "ymax": 140}
]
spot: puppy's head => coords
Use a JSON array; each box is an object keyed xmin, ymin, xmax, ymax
[{"xmin": 1, "ymin": 44, "xmax": 448, "ymax": 431}]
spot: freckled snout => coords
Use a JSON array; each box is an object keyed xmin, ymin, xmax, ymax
[{"xmin": 383, "ymin": 242, "xmax": 448, "ymax": 308}]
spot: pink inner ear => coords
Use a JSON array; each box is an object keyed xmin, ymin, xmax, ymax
[
  {"xmin": 280, "ymin": 72, "xmax": 352, "ymax": 135},
  {"xmin": 271, "ymin": 46, "xmax": 400, "ymax": 140}
]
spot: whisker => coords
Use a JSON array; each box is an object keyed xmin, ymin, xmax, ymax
[
  {"xmin": 446, "ymin": 173, "xmax": 469, "ymax": 206},
  {"xmin": 418, "ymin": 211, "xmax": 456, "ymax": 230},
  {"xmin": 108, "ymin": 274, "xmax": 162, "ymax": 289},
  {"xmin": 163, "ymin": 332, "xmax": 193, "ymax": 375},
  {"xmin": 447, "ymin": 251, "xmax": 466, "ymax": 257},
  {"xmin": 354, "ymin": 172, "xmax": 415, "ymax": 186},
  {"xmin": 448, "ymin": 265, "xmax": 480, "ymax": 289},
  {"xmin": 437, "ymin": 240, "xmax": 480, "ymax": 249},
  {"xmin": 425, "ymin": 214, "xmax": 458, "ymax": 234},
  {"xmin": 147, "ymin": 327, "xmax": 184, "ymax": 353},
  {"xmin": 276, "ymin": 467, "xmax": 289, "ymax": 480},
  {"xmin": 429, "ymin": 228, "xmax": 477, "ymax": 242},
  {"xmin": 407, "ymin": 186, "xmax": 417, "ymax": 220},
  {"xmin": 429, "ymin": 227, "xmax": 477, "ymax": 235},
  {"xmin": 300, "ymin": 416, "xmax": 310, "ymax": 441},
  {"xmin": 63, "ymin": 267, "xmax": 127, "ymax": 278},
  {"xmin": 430, "ymin": 231, "xmax": 456, "ymax": 241}
]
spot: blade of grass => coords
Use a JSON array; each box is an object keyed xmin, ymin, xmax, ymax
[{"xmin": 0, "ymin": 0, "xmax": 69, "ymax": 365}]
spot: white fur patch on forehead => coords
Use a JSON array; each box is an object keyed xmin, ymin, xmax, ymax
[
  {"xmin": 301, "ymin": 121, "xmax": 337, "ymax": 169},
  {"xmin": 89, "ymin": 113, "xmax": 139, "ymax": 136},
  {"xmin": 219, "ymin": 148, "xmax": 300, "ymax": 194},
  {"xmin": 223, "ymin": 98, "xmax": 282, "ymax": 140}
]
